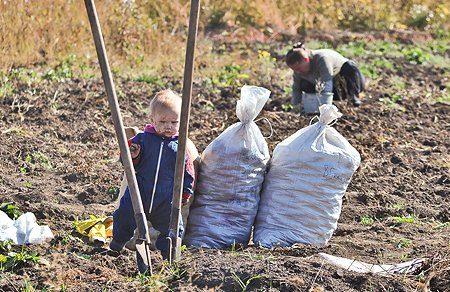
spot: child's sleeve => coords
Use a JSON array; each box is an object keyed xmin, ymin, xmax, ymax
[
  {"xmin": 123, "ymin": 133, "xmax": 143, "ymax": 167},
  {"xmin": 182, "ymin": 152, "xmax": 195, "ymax": 202}
]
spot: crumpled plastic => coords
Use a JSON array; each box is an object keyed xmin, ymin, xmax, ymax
[
  {"xmin": 74, "ymin": 215, "xmax": 113, "ymax": 243},
  {"xmin": 0, "ymin": 210, "xmax": 54, "ymax": 244},
  {"xmin": 319, "ymin": 253, "xmax": 427, "ymax": 275}
]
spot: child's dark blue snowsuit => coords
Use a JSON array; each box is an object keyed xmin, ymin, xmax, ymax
[{"xmin": 111, "ymin": 125, "xmax": 194, "ymax": 255}]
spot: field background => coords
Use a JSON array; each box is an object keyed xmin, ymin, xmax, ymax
[{"xmin": 1, "ymin": 0, "xmax": 449, "ymax": 70}]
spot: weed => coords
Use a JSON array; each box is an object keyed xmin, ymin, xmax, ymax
[
  {"xmin": 135, "ymin": 261, "xmax": 187, "ymax": 290},
  {"xmin": 0, "ymin": 80, "xmax": 14, "ymax": 99},
  {"xmin": 403, "ymin": 47, "xmax": 431, "ymax": 64},
  {"xmin": 336, "ymin": 42, "xmax": 367, "ymax": 58},
  {"xmin": 213, "ymin": 65, "xmax": 249, "ymax": 88},
  {"xmin": 256, "ymin": 50, "xmax": 276, "ymax": 84},
  {"xmin": 0, "ymin": 202, "xmax": 22, "ymax": 219},
  {"xmin": 22, "ymin": 278, "xmax": 37, "ymax": 292},
  {"xmin": 75, "ymin": 253, "xmax": 92, "ymax": 260},
  {"xmin": 368, "ymin": 41, "xmax": 403, "ymax": 58},
  {"xmin": 43, "ymin": 55, "xmax": 76, "ymax": 82},
  {"xmin": 2, "ymin": 126, "xmax": 32, "ymax": 137},
  {"xmin": 360, "ymin": 63, "xmax": 380, "ymax": 80},
  {"xmin": 372, "ymin": 58, "xmax": 394, "ymax": 71},
  {"xmin": 380, "ymin": 94, "xmax": 404, "ymax": 111},
  {"xmin": 430, "ymin": 220, "xmax": 450, "ymax": 230},
  {"xmin": 231, "ymin": 271, "xmax": 262, "ymax": 291},
  {"xmin": 241, "ymin": 251, "xmax": 275, "ymax": 262},
  {"xmin": 24, "ymin": 182, "xmax": 33, "ymax": 188},
  {"xmin": 389, "ymin": 76, "xmax": 406, "ymax": 91},
  {"xmin": 8, "ymin": 68, "xmax": 40, "ymax": 85},
  {"xmin": 20, "ymin": 151, "xmax": 53, "ymax": 173},
  {"xmin": 60, "ymin": 283, "xmax": 67, "ymax": 292},
  {"xmin": 393, "ymin": 214, "xmax": 416, "ymax": 224},
  {"xmin": 407, "ymin": 4, "xmax": 432, "ymax": 30},
  {"xmin": 0, "ymin": 244, "xmax": 40, "ymax": 272},
  {"xmin": 281, "ymin": 103, "xmax": 294, "ymax": 112},
  {"xmin": 395, "ymin": 238, "xmax": 412, "ymax": 249},
  {"xmin": 391, "ymin": 203, "xmax": 405, "ymax": 210},
  {"xmin": 135, "ymin": 74, "xmax": 164, "ymax": 87},
  {"xmin": 434, "ymin": 90, "xmax": 450, "ymax": 105},
  {"xmin": 107, "ymin": 186, "xmax": 120, "ymax": 201},
  {"xmin": 360, "ymin": 215, "xmax": 375, "ymax": 225}
]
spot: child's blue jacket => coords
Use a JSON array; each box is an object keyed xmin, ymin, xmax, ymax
[{"xmin": 123, "ymin": 124, "xmax": 195, "ymax": 212}]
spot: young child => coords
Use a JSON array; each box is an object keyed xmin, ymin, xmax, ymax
[
  {"xmin": 115, "ymin": 127, "xmax": 200, "ymax": 251},
  {"xmin": 110, "ymin": 89, "xmax": 195, "ymax": 262}
]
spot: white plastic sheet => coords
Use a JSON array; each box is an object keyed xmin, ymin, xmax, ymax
[
  {"xmin": 319, "ymin": 253, "xmax": 427, "ymax": 275},
  {"xmin": 254, "ymin": 105, "xmax": 360, "ymax": 247},
  {"xmin": 184, "ymin": 85, "xmax": 271, "ymax": 248},
  {"xmin": 0, "ymin": 211, "xmax": 54, "ymax": 244}
]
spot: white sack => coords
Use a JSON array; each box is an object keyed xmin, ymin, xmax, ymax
[
  {"xmin": 254, "ymin": 105, "xmax": 360, "ymax": 247},
  {"xmin": 184, "ymin": 85, "xmax": 271, "ymax": 248}
]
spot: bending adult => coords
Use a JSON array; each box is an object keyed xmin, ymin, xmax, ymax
[{"xmin": 286, "ymin": 42, "xmax": 365, "ymax": 107}]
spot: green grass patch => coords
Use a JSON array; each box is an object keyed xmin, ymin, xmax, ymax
[
  {"xmin": 336, "ymin": 41, "xmax": 367, "ymax": 58},
  {"xmin": 43, "ymin": 55, "xmax": 77, "ymax": 82},
  {"xmin": 393, "ymin": 214, "xmax": 416, "ymax": 224},
  {"xmin": 135, "ymin": 74, "xmax": 164, "ymax": 87},
  {"xmin": 360, "ymin": 215, "xmax": 375, "ymax": 225},
  {"xmin": 403, "ymin": 47, "xmax": 431, "ymax": 64},
  {"xmin": 0, "ymin": 202, "xmax": 22, "ymax": 219},
  {"xmin": 0, "ymin": 241, "xmax": 40, "ymax": 272},
  {"xmin": 213, "ymin": 65, "xmax": 249, "ymax": 87},
  {"xmin": 0, "ymin": 80, "xmax": 14, "ymax": 99},
  {"xmin": 395, "ymin": 238, "xmax": 412, "ymax": 249}
]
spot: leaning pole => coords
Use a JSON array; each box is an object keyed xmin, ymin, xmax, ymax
[
  {"xmin": 84, "ymin": 0, "xmax": 153, "ymax": 274},
  {"xmin": 168, "ymin": 0, "xmax": 201, "ymax": 264}
]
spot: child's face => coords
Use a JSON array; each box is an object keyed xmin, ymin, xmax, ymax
[{"xmin": 151, "ymin": 108, "xmax": 180, "ymax": 137}]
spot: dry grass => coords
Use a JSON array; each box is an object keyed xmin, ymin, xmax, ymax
[{"xmin": 0, "ymin": 0, "xmax": 448, "ymax": 70}]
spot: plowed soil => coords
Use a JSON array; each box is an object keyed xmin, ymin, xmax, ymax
[{"xmin": 1, "ymin": 31, "xmax": 449, "ymax": 291}]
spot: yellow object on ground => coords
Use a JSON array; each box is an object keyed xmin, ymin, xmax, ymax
[{"xmin": 74, "ymin": 215, "xmax": 113, "ymax": 243}]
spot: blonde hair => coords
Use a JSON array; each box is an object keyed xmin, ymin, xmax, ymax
[{"xmin": 149, "ymin": 89, "xmax": 182, "ymax": 115}]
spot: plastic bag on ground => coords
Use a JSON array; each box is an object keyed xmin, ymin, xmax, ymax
[
  {"xmin": 0, "ymin": 210, "xmax": 54, "ymax": 244},
  {"xmin": 184, "ymin": 85, "xmax": 271, "ymax": 248},
  {"xmin": 254, "ymin": 105, "xmax": 360, "ymax": 247},
  {"xmin": 74, "ymin": 215, "xmax": 113, "ymax": 243}
]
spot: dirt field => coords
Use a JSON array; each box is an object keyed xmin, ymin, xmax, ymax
[{"xmin": 0, "ymin": 31, "xmax": 449, "ymax": 291}]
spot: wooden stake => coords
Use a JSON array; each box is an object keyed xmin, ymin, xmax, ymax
[
  {"xmin": 168, "ymin": 0, "xmax": 201, "ymax": 263},
  {"xmin": 84, "ymin": 0, "xmax": 152, "ymax": 274}
]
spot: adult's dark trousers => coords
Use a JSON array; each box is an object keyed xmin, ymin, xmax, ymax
[{"xmin": 298, "ymin": 61, "xmax": 365, "ymax": 100}]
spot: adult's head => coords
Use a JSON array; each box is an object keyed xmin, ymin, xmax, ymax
[
  {"xmin": 285, "ymin": 42, "xmax": 311, "ymax": 74},
  {"xmin": 149, "ymin": 89, "xmax": 182, "ymax": 137}
]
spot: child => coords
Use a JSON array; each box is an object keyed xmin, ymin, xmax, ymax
[
  {"xmin": 110, "ymin": 89, "xmax": 195, "ymax": 262},
  {"xmin": 286, "ymin": 42, "xmax": 365, "ymax": 106},
  {"xmin": 116, "ymin": 127, "xmax": 200, "ymax": 251}
]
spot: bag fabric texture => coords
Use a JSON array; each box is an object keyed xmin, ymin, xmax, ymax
[
  {"xmin": 184, "ymin": 85, "xmax": 271, "ymax": 248},
  {"xmin": 254, "ymin": 105, "xmax": 360, "ymax": 247}
]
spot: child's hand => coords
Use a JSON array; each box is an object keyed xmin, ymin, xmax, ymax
[
  {"xmin": 129, "ymin": 143, "xmax": 141, "ymax": 159},
  {"xmin": 182, "ymin": 193, "xmax": 191, "ymax": 206}
]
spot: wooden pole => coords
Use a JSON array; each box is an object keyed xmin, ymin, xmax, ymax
[
  {"xmin": 84, "ymin": 0, "xmax": 152, "ymax": 274},
  {"xmin": 168, "ymin": 0, "xmax": 201, "ymax": 263}
]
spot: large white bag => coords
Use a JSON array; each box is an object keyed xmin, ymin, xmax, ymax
[
  {"xmin": 254, "ymin": 105, "xmax": 360, "ymax": 247},
  {"xmin": 184, "ymin": 85, "xmax": 271, "ymax": 248}
]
